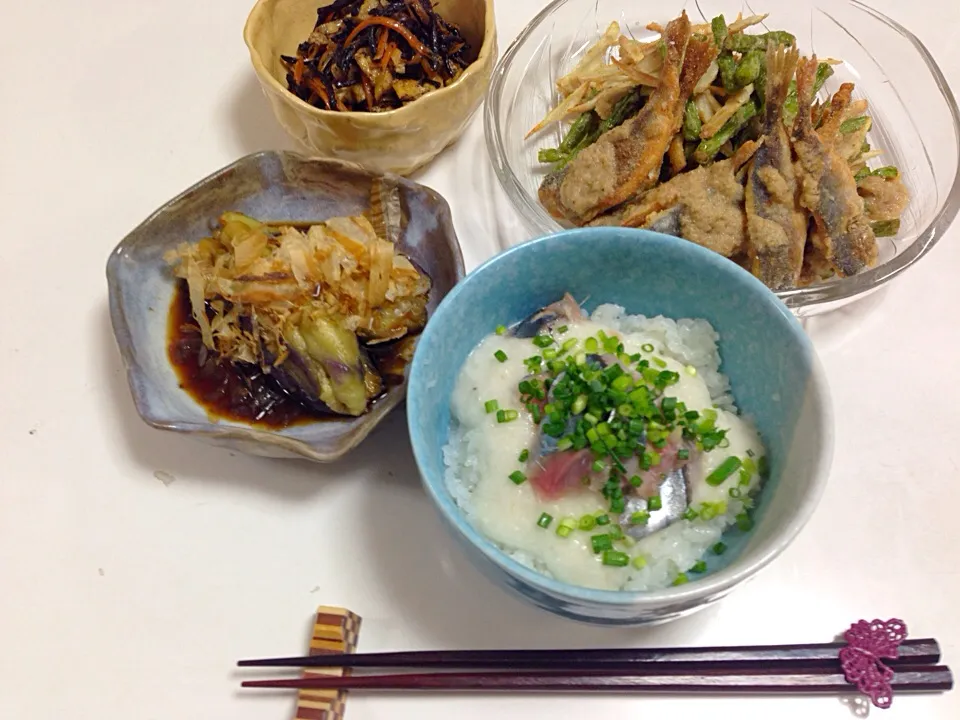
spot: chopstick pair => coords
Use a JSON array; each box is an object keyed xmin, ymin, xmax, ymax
[{"xmin": 238, "ymin": 619, "xmax": 953, "ymax": 709}]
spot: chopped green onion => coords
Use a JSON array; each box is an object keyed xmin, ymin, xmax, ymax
[
  {"xmin": 518, "ymin": 449, "xmax": 529, "ymax": 462},
  {"xmin": 712, "ymin": 542, "xmax": 727, "ymax": 555},
  {"xmin": 595, "ymin": 514, "xmax": 611, "ymax": 526},
  {"xmin": 854, "ymin": 166, "xmax": 871, "ymax": 182},
  {"xmin": 641, "ymin": 343, "xmax": 654, "ymax": 353},
  {"xmin": 705, "ymin": 456, "xmax": 742, "ymax": 486},
  {"xmin": 653, "ymin": 357, "xmax": 667, "ymax": 368},
  {"xmin": 591, "ymin": 534, "xmax": 613, "ymax": 553},
  {"xmin": 591, "ymin": 459, "xmax": 605, "ymax": 473},
  {"xmin": 611, "ymin": 375, "xmax": 633, "ymax": 392},
  {"xmin": 496, "ymin": 409, "xmax": 518, "ymax": 423},
  {"xmin": 629, "ymin": 475, "xmax": 643, "ymax": 488},
  {"xmin": 736, "ymin": 512, "xmax": 754, "ymax": 532},
  {"xmin": 677, "ymin": 448, "xmax": 690, "ymax": 461},
  {"xmin": 556, "ymin": 525, "xmax": 573, "ymax": 538},
  {"xmin": 556, "ymin": 437, "xmax": 574, "ymax": 451},
  {"xmin": 632, "ymin": 554, "xmax": 648, "ymax": 569},
  {"xmin": 672, "ymin": 573, "xmax": 689, "ymax": 586},
  {"xmin": 533, "ymin": 334, "xmax": 554, "ymax": 348},
  {"xmin": 495, "ymin": 324, "xmax": 506, "ymax": 335},
  {"xmin": 557, "ymin": 325, "xmax": 569, "ymax": 334},
  {"xmin": 571, "ymin": 394, "xmax": 588, "ymax": 415},
  {"xmin": 648, "ymin": 495, "xmax": 662, "ymax": 511},
  {"xmin": 684, "ymin": 365, "xmax": 697, "ymax": 376},
  {"xmin": 683, "ymin": 508, "xmax": 699, "ymax": 521},
  {"xmin": 729, "ymin": 487, "xmax": 743, "ymax": 499},
  {"xmin": 484, "ymin": 399, "xmax": 498, "ymax": 414},
  {"xmin": 630, "ymin": 511, "xmax": 650, "ymax": 525},
  {"xmin": 542, "ymin": 348, "xmax": 558, "ymax": 360},
  {"xmin": 494, "ymin": 349, "xmax": 508, "ymax": 363},
  {"xmin": 690, "ymin": 560, "xmax": 707, "ymax": 573},
  {"xmin": 536, "ymin": 512, "xmax": 553, "ymax": 528},
  {"xmin": 578, "ymin": 514, "xmax": 597, "ymax": 531},
  {"xmin": 602, "ymin": 550, "xmax": 629, "ymax": 567},
  {"xmin": 561, "ymin": 338, "xmax": 578, "ymax": 353},
  {"xmin": 872, "ymin": 219, "xmax": 900, "ymax": 237},
  {"xmin": 509, "ymin": 470, "xmax": 526, "ymax": 485}
]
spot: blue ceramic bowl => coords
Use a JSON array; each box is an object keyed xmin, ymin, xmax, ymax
[{"xmin": 407, "ymin": 228, "xmax": 834, "ymax": 625}]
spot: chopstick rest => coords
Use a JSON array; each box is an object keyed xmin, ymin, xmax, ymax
[
  {"xmin": 839, "ymin": 618, "xmax": 909, "ymax": 709},
  {"xmin": 293, "ymin": 606, "xmax": 362, "ymax": 720}
]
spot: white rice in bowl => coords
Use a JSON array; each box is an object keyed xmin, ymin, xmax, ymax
[{"xmin": 443, "ymin": 302, "xmax": 766, "ymax": 592}]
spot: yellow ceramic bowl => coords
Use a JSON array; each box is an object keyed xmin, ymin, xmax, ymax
[{"xmin": 243, "ymin": 0, "xmax": 497, "ymax": 176}]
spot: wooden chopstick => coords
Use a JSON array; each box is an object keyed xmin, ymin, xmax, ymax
[
  {"xmin": 238, "ymin": 637, "xmax": 941, "ymax": 670},
  {"xmin": 241, "ymin": 664, "xmax": 954, "ymax": 694}
]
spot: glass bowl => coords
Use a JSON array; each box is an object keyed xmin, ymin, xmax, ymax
[{"xmin": 484, "ymin": 0, "xmax": 960, "ymax": 315}]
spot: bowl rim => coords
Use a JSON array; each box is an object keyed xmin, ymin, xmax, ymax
[
  {"xmin": 408, "ymin": 227, "xmax": 835, "ymax": 608},
  {"xmin": 106, "ymin": 149, "xmax": 466, "ymax": 462},
  {"xmin": 243, "ymin": 0, "xmax": 498, "ymax": 123},
  {"xmin": 483, "ymin": 0, "xmax": 960, "ymax": 313}
]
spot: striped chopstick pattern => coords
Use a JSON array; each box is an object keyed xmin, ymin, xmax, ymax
[{"xmin": 295, "ymin": 606, "xmax": 363, "ymax": 720}]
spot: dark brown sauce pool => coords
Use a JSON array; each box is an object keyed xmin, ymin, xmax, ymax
[{"xmin": 166, "ymin": 281, "xmax": 411, "ymax": 429}]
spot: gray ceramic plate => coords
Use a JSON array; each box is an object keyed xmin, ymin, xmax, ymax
[{"xmin": 106, "ymin": 151, "xmax": 464, "ymax": 462}]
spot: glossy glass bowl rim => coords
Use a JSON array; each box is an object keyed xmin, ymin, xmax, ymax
[{"xmin": 484, "ymin": 0, "xmax": 960, "ymax": 310}]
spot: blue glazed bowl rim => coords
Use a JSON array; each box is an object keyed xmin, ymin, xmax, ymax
[{"xmin": 408, "ymin": 228, "xmax": 834, "ymax": 608}]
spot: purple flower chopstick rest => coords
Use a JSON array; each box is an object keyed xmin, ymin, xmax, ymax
[{"xmin": 840, "ymin": 618, "xmax": 908, "ymax": 708}]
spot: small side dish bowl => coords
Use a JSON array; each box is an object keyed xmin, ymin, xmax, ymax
[
  {"xmin": 244, "ymin": 0, "xmax": 497, "ymax": 176},
  {"xmin": 485, "ymin": 0, "xmax": 960, "ymax": 315},
  {"xmin": 107, "ymin": 151, "xmax": 464, "ymax": 462},
  {"xmin": 407, "ymin": 227, "xmax": 833, "ymax": 624}
]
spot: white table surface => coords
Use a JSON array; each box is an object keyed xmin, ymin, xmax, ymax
[{"xmin": 3, "ymin": 1, "xmax": 959, "ymax": 718}]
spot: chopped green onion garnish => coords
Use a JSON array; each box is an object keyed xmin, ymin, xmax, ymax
[
  {"xmin": 537, "ymin": 512, "xmax": 553, "ymax": 528},
  {"xmin": 494, "ymin": 349, "xmax": 508, "ymax": 363},
  {"xmin": 484, "ymin": 399, "xmax": 498, "ymax": 414},
  {"xmin": 641, "ymin": 343, "xmax": 654, "ymax": 353},
  {"xmin": 684, "ymin": 365, "xmax": 697, "ymax": 376},
  {"xmin": 683, "ymin": 508, "xmax": 699, "ymax": 521},
  {"xmin": 595, "ymin": 514, "xmax": 610, "ymax": 526},
  {"xmin": 690, "ymin": 560, "xmax": 707, "ymax": 573},
  {"xmin": 533, "ymin": 334, "xmax": 554, "ymax": 348},
  {"xmin": 542, "ymin": 348, "xmax": 558, "ymax": 360},
  {"xmin": 602, "ymin": 550, "xmax": 629, "ymax": 567},
  {"xmin": 591, "ymin": 460, "xmax": 606, "ymax": 473},
  {"xmin": 496, "ymin": 409, "xmax": 518, "ymax": 423},
  {"xmin": 736, "ymin": 512, "xmax": 754, "ymax": 532},
  {"xmin": 509, "ymin": 470, "xmax": 526, "ymax": 485},
  {"xmin": 557, "ymin": 325, "xmax": 568, "ymax": 334},
  {"xmin": 677, "ymin": 448, "xmax": 690, "ymax": 461},
  {"xmin": 495, "ymin": 325, "xmax": 506, "ymax": 335},
  {"xmin": 712, "ymin": 542, "xmax": 727, "ymax": 555},
  {"xmin": 632, "ymin": 555, "xmax": 647, "ymax": 569},
  {"xmin": 591, "ymin": 534, "xmax": 613, "ymax": 553},
  {"xmin": 556, "ymin": 437, "xmax": 574, "ymax": 451},
  {"xmin": 873, "ymin": 165, "xmax": 899, "ymax": 179},
  {"xmin": 705, "ymin": 456, "xmax": 742, "ymax": 486},
  {"xmin": 578, "ymin": 514, "xmax": 597, "ymax": 531},
  {"xmin": 653, "ymin": 357, "xmax": 667, "ymax": 368},
  {"xmin": 584, "ymin": 337, "xmax": 598, "ymax": 352},
  {"xmin": 629, "ymin": 475, "xmax": 643, "ymax": 488},
  {"xmin": 630, "ymin": 511, "xmax": 650, "ymax": 525},
  {"xmin": 556, "ymin": 525, "xmax": 573, "ymax": 538},
  {"xmin": 729, "ymin": 487, "xmax": 742, "ymax": 499},
  {"xmin": 672, "ymin": 573, "xmax": 689, "ymax": 586},
  {"xmin": 518, "ymin": 449, "xmax": 529, "ymax": 462},
  {"xmin": 571, "ymin": 394, "xmax": 588, "ymax": 415},
  {"xmin": 561, "ymin": 338, "xmax": 578, "ymax": 352},
  {"xmin": 648, "ymin": 495, "xmax": 662, "ymax": 511}
]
